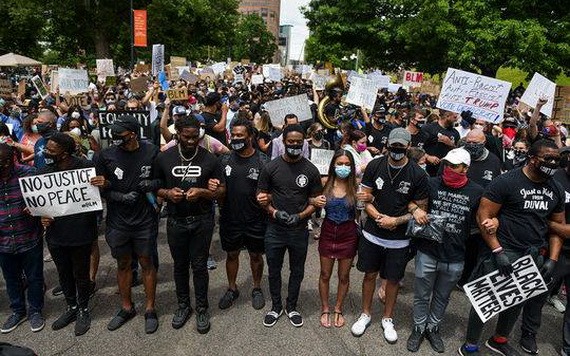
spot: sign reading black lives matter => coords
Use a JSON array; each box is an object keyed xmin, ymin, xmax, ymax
[
  {"xmin": 98, "ymin": 110, "xmax": 152, "ymax": 140},
  {"xmin": 19, "ymin": 168, "xmax": 102, "ymax": 217},
  {"xmin": 463, "ymin": 255, "xmax": 548, "ymax": 323}
]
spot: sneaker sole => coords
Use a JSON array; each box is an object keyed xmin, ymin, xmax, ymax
[
  {"xmin": 171, "ymin": 313, "xmax": 191, "ymax": 330},
  {"xmin": 263, "ymin": 310, "xmax": 283, "ymax": 327},
  {"xmin": 485, "ymin": 340, "xmax": 508, "ymax": 356},
  {"xmin": 351, "ymin": 322, "xmax": 371, "ymax": 337},
  {"xmin": 520, "ymin": 343, "xmax": 538, "ymax": 355},
  {"xmin": 31, "ymin": 322, "xmax": 45, "ymax": 332},
  {"xmin": 197, "ymin": 323, "xmax": 210, "ymax": 334},
  {"xmin": 1, "ymin": 317, "xmax": 27, "ymax": 333},
  {"xmin": 289, "ymin": 319, "xmax": 303, "ymax": 327}
]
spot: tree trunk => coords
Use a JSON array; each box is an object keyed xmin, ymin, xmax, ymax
[{"xmin": 94, "ymin": 29, "xmax": 109, "ymax": 58}]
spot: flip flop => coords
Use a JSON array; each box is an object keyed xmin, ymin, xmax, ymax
[
  {"xmin": 333, "ymin": 311, "xmax": 345, "ymax": 328},
  {"xmin": 320, "ymin": 311, "xmax": 331, "ymax": 328}
]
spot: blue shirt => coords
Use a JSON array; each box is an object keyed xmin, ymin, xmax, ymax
[
  {"xmin": 0, "ymin": 113, "xmax": 23, "ymax": 141},
  {"xmin": 33, "ymin": 137, "xmax": 47, "ymax": 168}
]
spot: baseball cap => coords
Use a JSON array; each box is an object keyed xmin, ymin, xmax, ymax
[
  {"xmin": 110, "ymin": 115, "xmax": 140, "ymax": 135},
  {"xmin": 442, "ymin": 148, "xmax": 471, "ymax": 166},
  {"xmin": 387, "ymin": 128, "xmax": 411, "ymax": 146},
  {"xmin": 173, "ymin": 105, "xmax": 187, "ymax": 116}
]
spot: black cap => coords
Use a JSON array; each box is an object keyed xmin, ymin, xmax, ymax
[{"xmin": 110, "ymin": 115, "xmax": 140, "ymax": 135}]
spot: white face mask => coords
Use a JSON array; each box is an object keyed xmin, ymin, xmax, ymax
[
  {"xmin": 71, "ymin": 111, "xmax": 81, "ymax": 119},
  {"xmin": 473, "ymin": 124, "xmax": 485, "ymax": 130},
  {"xmin": 70, "ymin": 127, "xmax": 82, "ymax": 136},
  {"xmin": 199, "ymin": 127, "xmax": 205, "ymax": 139}
]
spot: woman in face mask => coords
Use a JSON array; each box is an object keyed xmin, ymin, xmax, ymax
[
  {"xmin": 307, "ymin": 123, "xmax": 331, "ymax": 150},
  {"xmin": 60, "ymin": 116, "xmax": 100, "ymax": 157},
  {"xmin": 504, "ymin": 140, "xmax": 530, "ymax": 171},
  {"xmin": 341, "ymin": 130, "xmax": 373, "ymax": 178}
]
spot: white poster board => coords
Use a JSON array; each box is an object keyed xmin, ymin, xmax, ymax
[
  {"xmin": 152, "ymin": 44, "xmax": 165, "ymax": 76},
  {"xmin": 403, "ymin": 71, "xmax": 423, "ymax": 88},
  {"xmin": 211, "ymin": 62, "xmax": 227, "ymax": 76},
  {"xmin": 367, "ymin": 72, "xmax": 391, "ymax": 89},
  {"xmin": 463, "ymin": 255, "xmax": 548, "ymax": 323},
  {"xmin": 19, "ymin": 168, "xmax": 103, "ymax": 218},
  {"xmin": 251, "ymin": 74, "xmax": 264, "ymax": 85},
  {"xmin": 96, "ymin": 59, "xmax": 115, "ymax": 81},
  {"xmin": 346, "ymin": 77, "xmax": 379, "ymax": 110},
  {"xmin": 388, "ymin": 83, "xmax": 402, "ymax": 93},
  {"xmin": 310, "ymin": 73, "xmax": 328, "ymax": 91},
  {"xmin": 520, "ymin": 72, "xmax": 556, "ymax": 118},
  {"xmin": 50, "ymin": 71, "xmax": 59, "ymax": 93},
  {"xmin": 57, "ymin": 68, "xmax": 89, "ymax": 95},
  {"xmin": 437, "ymin": 68, "xmax": 511, "ymax": 124},
  {"xmin": 263, "ymin": 65, "xmax": 282, "ymax": 82},
  {"xmin": 310, "ymin": 149, "xmax": 335, "ymax": 175},
  {"xmin": 264, "ymin": 94, "xmax": 312, "ymax": 126}
]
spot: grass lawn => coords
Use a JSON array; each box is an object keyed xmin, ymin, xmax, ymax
[{"xmin": 496, "ymin": 67, "xmax": 570, "ymax": 86}]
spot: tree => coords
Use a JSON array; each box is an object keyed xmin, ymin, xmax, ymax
[
  {"xmin": 0, "ymin": 0, "xmax": 46, "ymax": 59},
  {"xmin": 231, "ymin": 14, "xmax": 278, "ymax": 63}
]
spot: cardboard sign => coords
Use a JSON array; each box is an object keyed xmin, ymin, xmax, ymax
[
  {"xmin": 19, "ymin": 168, "xmax": 103, "ymax": 218},
  {"xmin": 264, "ymin": 94, "xmax": 312, "ymax": 126},
  {"xmin": 31, "ymin": 76, "xmax": 49, "ymax": 99},
  {"xmin": 403, "ymin": 71, "xmax": 423, "ymax": 88},
  {"xmin": 310, "ymin": 149, "xmax": 335, "ymax": 175},
  {"xmin": 463, "ymin": 255, "xmax": 548, "ymax": 323},
  {"xmin": 520, "ymin": 73, "xmax": 557, "ymax": 118},
  {"xmin": 64, "ymin": 94, "xmax": 89, "ymax": 107},
  {"xmin": 170, "ymin": 56, "xmax": 186, "ymax": 67},
  {"xmin": 346, "ymin": 77, "xmax": 379, "ymax": 110},
  {"xmin": 0, "ymin": 79, "xmax": 12, "ymax": 98},
  {"xmin": 554, "ymin": 86, "xmax": 570, "ymax": 124},
  {"xmin": 17, "ymin": 79, "xmax": 26, "ymax": 98},
  {"xmin": 152, "ymin": 44, "xmax": 165, "ymax": 76},
  {"xmin": 129, "ymin": 77, "xmax": 148, "ymax": 93},
  {"xmin": 167, "ymin": 88, "xmax": 188, "ymax": 101},
  {"xmin": 134, "ymin": 64, "xmax": 151, "ymax": 73},
  {"xmin": 437, "ymin": 68, "xmax": 511, "ymax": 124},
  {"xmin": 58, "ymin": 68, "xmax": 89, "ymax": 95},
  {"xmin": 96, "ymin": 59, "xmax": 115, "ymax": 81},
  {"xmin": 251, "ymin": 74, "xmax": 264, "ymax": 85},
  {"xmin": 98, "ymin": 110, "xmax": 152, "ymax": 140},
  {"xmin": 180, "ymin": 70, "xmax": 198, "ymax": 84}
]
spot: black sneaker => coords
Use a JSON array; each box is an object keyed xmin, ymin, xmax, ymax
[
  {"xmin": 426, "ymin": 326, "xmax": 445, "ymax": 353},
  {"xmin": 407, "ymin": 326, "xmax": 425, "ymax": 352},
  {"xmin": 263, "ymin": 309, "xmax": 283, "ymax": 327},
  {"xmin": 1, "ymin": 313, "xmax": 27, "ymax": 333},
  {"xmin": 52, "ymin": 306, "xmax": 78, "ymax": 330},
  {"xmin": 251, "ymin": 288, "xmax": 265, "ymax": 310},
  {"xmin": 107, "ymin": 307, "xmax": 136, "ymax": 331},
  {"xmin": 286, "ymin": 310, "xmax": 303, "ymax": 327},
  {"xmin": 196, "ymin": 308, "xmax": 210, "ymax": 334},
  {"xmin": 145, "ymin": 311, "xmax": 159, "ymax": 334},
  {"xmin": 519, "ymin": 332, "xmax": 538, "ymax": 355},
  {"xmin": 172, "ymin": 304, "xmax": 192, "ymax": 329},
  {"xmin": 52, "ymin": 285, "xmax": 63, "ymax": 296},
  {"xmin": 485, "ymin": 337, "xmax": 521, "ymax": 356},
  {"xmin": 29, "ymin": 312, "xmax": 45, "ymax": 332},
  {"xmin": 218, "ymin": 289, "xmax": 239, "ymax": 310},
  {"xmin": 458, "ymin": 343, "xmax": 480, "ymax": 355},
  {"xmin": 74, "ymin": 308, "xmax": 90, "ymax": 336}
]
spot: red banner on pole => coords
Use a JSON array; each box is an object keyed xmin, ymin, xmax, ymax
[{"xmin": 133, "ymin": 10, "xmax": 147, "ymax": 48}]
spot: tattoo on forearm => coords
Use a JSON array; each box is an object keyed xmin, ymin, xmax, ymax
[{"xmin": 395, "ymin": 213, "xmax": 412, "ymax": 225}]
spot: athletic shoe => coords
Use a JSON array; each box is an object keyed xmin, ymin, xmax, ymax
[
  {"xmin": 145, "ymin": 311, "xmax": 158, "ymax": 334},
  {"xmin": 207, "ymin": 255, "xmax": 217, "ymax": 270},
  {"xmin": 29, "ymin": 312, "xmax": 45, "ymax": 332},
  {"xmin": 251, "ymin": 288, "xmax": 265, "ymax": 310},
  {"xmin": 548, "ymin": 295, "xmax": 566, "ymax": 313},
  {"xmin": 485, "ymin": 337, "xmax": 521, "ymax": 356},
  {"xmin": 263, "ymin": 309, "xmax": 283, "ymax": 327},
  {"xmin": 286, "ymin": 310, "xmax": 303, "ymax": 327},
  {"xmin": 519, "ymin": 332, "xmax": 538, "ymax": 355},
  {"xmin": 406, "ymin": 326, "xmax": 425, "ymax": 352},
  {"xmin": 426, "ymin": 326, "xmax": 445, "ymax": 353},
  {"xmin": 218, "ymin": 289, "xmax": 239, "ymax": 310},
  {"xmin": 458, "ymin": 343, "xmax": 480, "ymax": 355},
  {"xmin": 196, "ymin": 307, "xmax": 210, "ymax": 334},
  {"xmin": 74, "ymin": 308, "xmax": 90, "ymax": 336},
  {"xmin": 52, "ymin": 285, "xmax": 63, "ymax": 296},
  {"xmin": 381, "ymin": 318, "xmax": 398, "ymax": 344},
  {"xmin": 1, "ymin": 313, "xmax": 26, "ymax": 334},
  {"xmin": 172, "ymin": 304, "xmax": 192, "ymax": 329},
  {"xmin": 43, "ymin": 254, "xmax": 53, "ymax": 262},
  {"xmin": 351, "ymin": 313, "xmax": 371, "ymax": 337},
  {"xmin": 107, "ymin": 307, "xmax": 136, "ymax": 331},
  {"xmin": 52, "ymin": 306, "xmax": 78, "ymax": 330}
]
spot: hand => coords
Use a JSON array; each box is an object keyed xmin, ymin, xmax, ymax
[
  {"xmin": 221, "ymin": 103, "xmax": 229, "ymax": 114},
  {"xmin": 540, "ymin": 258, "xmax": 557, "ymax": 284},
  {"xmin": 256, "ymin": 192, "xmax": 271, "ymax": 206},
  {"xmin": 167, "ymin": 187, "xmax": 185, "ymax": 203},
  {"xmin": 207, "ymin": 179, "xmax": 220, "ymax": 192},
  {"xmin": 286, "ymin": 213, "xmax": 301, "ymax": 226},
  {"xmin": 90, "ymin": 176, "xmax": 107, "ymax": 187},
  {"xmin": 121, "ymin": 191, "xmax": 140, "ymax": 204},
  {"xmin": 426, "ymin": 155, "xmax": 440, "ymax": 165},
  {"xmin": 437, "ymin": 134, "xmax": 454, "ymax": 146},
  {"xmin": 537, "ymin": 97, "xmax": 548, "ymax": 107},
  {"xmin": 368, "ymin": 147, "xmax": 380, "ymax": 155},
  {"xmin": 493, "ymin": 251, "xmax": 513, "ymax": 276},
  {"xmin": 274, "ymin": 210, "xmax": 290, "ymax": 225},
  {"xmin": 481, "ymin": 218, "xmax": 499, "ymax": 235},
  {"xmin": 313, "ymin": 195, "xmax": 326, "ymax": 208},
  {"xmin": 185, "ymin": 188, "xmax": 201, "ymax": 201},
  {"xmin": 41, "ymin": 216, "xmax": 54, "ymax": 228},
  {"xmin": 137, "ymin": 179, "xmax": 160, "ymax": 193},
  {"xmin": 412, "ymin": 208, "xmax": 429, "ymax": 225},
  {"xmin": 376, "ymin": 214, "xmax": 398, "ymax": 231},
  {"xmin": 356, "ymin": 191, "xmax": 373, "ymax": 203}
]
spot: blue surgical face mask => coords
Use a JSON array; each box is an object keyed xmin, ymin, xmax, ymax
[{"xmin": 335, "ymin": 165, "xmax": 351, "ymax": 179}]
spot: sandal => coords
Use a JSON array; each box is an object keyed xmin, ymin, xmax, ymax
[
  {"xmin": 333, "ymin": 310, "xmax": 345, "ymax": 328},
  {"xmin": 320, "ymin": 311, "xmax": 331, "ymax": 328}
]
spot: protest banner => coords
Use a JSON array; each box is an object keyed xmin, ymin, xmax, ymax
[
  {"xmin": 463, "ymin": 255, "xmax": 548, "ymax": 323},
  {"xmin": 64, "ymin": 94, "xmax": 89, "ymax": 107},
  {"xmin": 98, "ymin": 110, "xmax": 152, "ymax": 140},
  {"xmin": 263, "ymin": 94, "xmax": 312, "ymax": 126},
  {"xmin": 58, "ymin": 68, "xmax": 89, "ymax": 95},
  {"xmin": 554, "ymin": 86, "xmax": 570, "ymax": 124},
  {"xmin": 403, "ymin": 71, "xmax": 423, "ymax": 88},
  {"xmin": 167, "ymin": 88, "xmax": 188, "ymax": 101},
  {"xmin": 31, "ymin": 76, "xmax": 49, "ymax": 99},
  {"xmin": 520, "ymin": 73, "xmax": 557, "ymax": 118},
  {"xmin": 346, "ymin": 77, "xmax": 379, "ymax": 110},
  {"xmin": 133, "ymin": 10, "xmax": 147, "ymax": 47},
  {"xmin": 0, "ymin": 79, "xmax": 12, "ymax": 98},
  {"xmin": 96, "ymin": 59, "xmax": 115, "ymax": 82},
  {"xmin": 251, "ymin": 74, "xmax": 264, "ymax": 85},
  {"xmin": 152, "ymin": 44, "xmax": 165, "ymax": 76},
  {"xmin": 437, "ymin": 68, "xmax": 511, "ymax": 124},
  {"xmin": 310, "ymin": 149, "xmax": 335, "ymax": 175},
  {"xmin": 129, "ymin": 77, "xmax": 148, "ymax": 93},
  {"xmin": 170, "ymin": 56, "xmax": 186, "ymax": 67},
  {"xmin": 19, "ymin": 168, "xmax": 103, "ymax": 218}
]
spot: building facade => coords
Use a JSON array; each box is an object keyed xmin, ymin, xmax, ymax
[{"xmin": 239, "ymin": 0, "xmax": 281, "ymax": 62}]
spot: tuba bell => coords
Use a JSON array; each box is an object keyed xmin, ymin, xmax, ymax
[{"xmin": 317, "ymin": 72, "xmax": 344, "ymax": 129}]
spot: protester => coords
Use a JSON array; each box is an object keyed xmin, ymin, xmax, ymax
[
  {"xmin": 421, "ymin": 109, "xmax": 460, "ymax": 176},
  {"xmin": 341, "ymin": 130, "xmax": 373, "ymax": 178},
  {"xmin": 270, "ymin": 114, "xmax": 310, "ymax": 159},
  {"xmin": 363, "ymin": 107, "xmax": 392, "ymax": 156}
]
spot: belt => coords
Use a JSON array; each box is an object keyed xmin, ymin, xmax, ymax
[{"xmin": 171, "ymin": 213, "xmax": 212, "ymax": 224}]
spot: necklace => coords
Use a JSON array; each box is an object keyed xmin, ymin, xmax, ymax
[
  {"xmin": 387, "ymin": 160, "xmax": 405, "ymax": 184},
  {"xmin": 178, "ymin": 144, "xmax": 199, "ymax": 162}
]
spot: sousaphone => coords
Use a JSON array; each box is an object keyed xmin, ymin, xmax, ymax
[{"xmin": 317, "ymin": 72, "xmax": 344, "ymax": 129}]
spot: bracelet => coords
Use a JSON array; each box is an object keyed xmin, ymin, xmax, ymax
[
  {"xmin": 410, "ymin": 206, "xmax": 419, "ymax": 214},
  {"xmin": 492, "ymin": 246, "xmax": 503, "ymax": 254}
]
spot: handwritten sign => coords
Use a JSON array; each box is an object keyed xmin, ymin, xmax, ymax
[
  {"xmin": 310, "ymin": 73, "xmax": 328, "ymax": 91},
  {"xmin": 96, "ymin": 59, "xmax": 115, "ymax": 81},
  {"xmin": 152, "ymin": 44, "xmax": 165, "ymax": 76},
  {"xmin": 58, "ymin": 68, "xmax": 89, "ymax": 95},
  {"xmin": 437, "ymin": 68, "xmax": 511, "ymax": 124},
  {"xmin": 310, "ymin": 149, "xmax": 335, "ymax": 175},
  {"xmin": 167, "ymin": 88, "xmax": 188, "ymax": 101},
  {"xmin": 31, "ymin": 76, "xmax": 49, "ymax": 99},
  {"xmin": 0, "ymin": 79, "xmax": 12, "ymax": 97},
  {"xmin": 346, "ymin": 77, "xmax": 379, "ymax": 110},
  {"xmin": 520, "ymin": 73, "xmax": 557, "ymax": 118},
  {"xmin": 263, "ymin": 94, "xmax": 312, "ymax": 126},
  {"xmin": 98, "ymin": 110, "xmax": 152, "ymax": 140},
  {"xmin": 19, "ymin": 168, "xmax": 103, "ymax": 218},
  {"xmin": 367, "ymin": 72, "xmax": 391, "ymax": 89},
  {"xmin": 170, "ymin": 56, "xmax": 186, "ymax": 68},
  {"xmin": 403, "ymin": 71, "xmax": 423, "ymax": 88},
  {"xmin": 130, "ymin": 77, "xmax": 148, "ymax": 93},
  {"xmin": 64, "ymin": 94, "xmax": 89, "ymax": 107},
  {"xmin": 211, "ymin": 62, "xmax": 227, "ymax": 76},
  {"xmin": 463, "ymin": 255, "xmax": 548, "ymax": 323},
  {"xmin": 251, "ymin": 74, "xmax": 264, "ymax": 85},
  {"xmin": 263, "ymin": 65, "xmax": 282, "ymax": 82}
]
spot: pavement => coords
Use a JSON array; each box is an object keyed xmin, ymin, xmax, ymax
[{"xmin": 0, "ymin": 219, "xmax": 566, "ymax": 356}]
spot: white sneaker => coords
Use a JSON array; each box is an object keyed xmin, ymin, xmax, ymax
[
  {"xmin": 548, "ymin": 295, "xmax": 566, "ymax": 313},
  {"xmin": 351, "ymin": 313, "xmax": 371, "ymax": 337},
  {"xmin": 382, "ymin": 318, "xmax": 398, "ymax": 343}
]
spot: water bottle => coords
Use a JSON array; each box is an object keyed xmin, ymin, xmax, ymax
[{"xmin": 356, "ymin": 184, "xmax": 365, "ymax": 210}]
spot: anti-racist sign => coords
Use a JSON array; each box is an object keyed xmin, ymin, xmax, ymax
[
  {"xmin": 367, "ymin": 71, "xmax": 391, "ymax": 89},
  {"xmin": 31, "ymin": 76, "xmax": 49, "ymax": 99},
  {"xmin": 129, "ymin": 77, "xmax": 148, "ymax": 93},
  {"xmin": 310, "ymin": 149, "xmax": 335, "ymax": 175},
  {"xmin": 152, "ymin": 44, "xmax": 165, "ymax": 76},
  {"xmin": 346, "ymin": 77, "xmax": 379, "ymax": 110},
  {"xmin": 263, "ymin": 94, "xmax": 312, "ymax": 126},
  {"xmin": 0, "ymin": 79, "xmax": 12, "ymax": 97},
  {"xmin": 64, "ymin": 94, "xmax": 89, "ymax": 107},
  {"xmin": 520, "ymin": 73, "xmax": 557, "ymax": 118},
  {"xmin": 19, "ymin": 168, "xmax": 102, "ymax": 218},
  {"xmin": 96, "ymin": 59, "xmax": 115, "ymax": 81},
  {"xmin": 58, "ymin": 68, "xmax": 89, "ymax": 95},
  {"xmin": 167, "ymin": 88, "xmax": 188, "ymax": 101},
  {"xmin": 98, "ymin": 110, "xmax": 152, "ymax": 140},
  {"xmin": 437, "ymin": 68, "xmax": 511, "ymax": 124},
  {"xmin": 403, "ymin": 71, "xmax": 423, "ymax": 88},
  {"xmin": 463, "ymin": 255, "xmax": 548, "ymax": 323}
]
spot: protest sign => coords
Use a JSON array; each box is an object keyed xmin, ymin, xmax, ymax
[
  {"xmin": 152, "ymin": 44, "xmax": 165, "ymax": 76},
  {"xmin": 554, "ymin": 86, "xmax": 570, "ymax": 124},
  {"xmin": 177, "ymin": 66, "xmax": 190, "ymax": 75},
  {"xmin": 403, "ymin": 71, "xmax": 423, "ymax": 88},
  {"xmin": 211, "ymin": 62, "xmax": 227, "ymax": 76},
  {"xmin": 58, "ymin": 68, "xmax": 89, "ymax": 95},
  {"xmin": 167, "ymin": 88, "xmax": 188, "ymax": 101},
  {"xmin": 96, "ymin": 59, "xmax": 115, "ymax": 81},
  {"xmin": 170, "ymin": 56, "xmax": 186, "ymax": 67},
  {"xmin": 388, "ymin": 84, "xmax": 402, "ymax": 93},
  {"xmin": 437, "ymin": 68, "xmax": 511, "ymax": 124},
  {"xmin": 251, "ymin": 74, "xmax": 264, "ymax": 85},
  {"xmin": 263, "ymin": 94, "xmax": 312, "ymax": 126},
  {"xmin": 64, "ymin": 94, "xmax": 89, "ymax": 107},
  {"xmin": 346, "ymin": 71, "xmax": 365, "ymax": 84},
  {"xmin": 420, "ymin": 81, "xmax": 441, "ymax": 96},
  {"xmin": 133, "ymin": 10, "xmax": 147, "ymax": 47},
  {"xmin": 98, "ymin": 110, "xmax": 152, "ymax": 140},
  {"xmin": 135, "ymin": 64, "xmax": 151, "ymax": 73},
  {"xmin": 0, "ymin": 79, "xmax": 12, "ymax": 98},
  {"xmin": 31, "ymin": 76, "xmax": 49, "ymax": 99},
  {"xmin": 233, "ymin": 74, "xmax": 245, "ymax": 84},
  {"xmin": 17, "ymin": 80, "xmax": 26, "ymax": 98},
  {"xmin": 180, "ymin": 70, "xmax": 198, "ymax": 84},
  {"xmin": 310, "ymin": 73, "xmax": 328, "ymax": 91},
  {"xmin": 19, "ymin": 168, "xmax": 102, "ymax": 218},
  {"xmin": 367, "ymin": 72, "xmax": 391, "ymax": 89},
  {"xmin": 263, "ymin": 65, "xmax": 282, "ymax": 82},
  {"xmin": 463, "ymin": 255, "xmax": 548, "ymax": 323},
  {"xmin": 169, "ymin": 67, "xmax": 180, "ymax": 81},
  {"xmin": 50, "ymin": 71, "xmax": 59, "ymax": 93},
  {"xmin": 310, "ymin": 149, "xmax": 335, "ymax": 175},
  {"xmin": 520, "ymin": 73, "xmax": 556, "ymax": 118},
  {"xmin": 346, "ymin": 77, "xmax": 379, "ymax": 110},
  {"xmin": 129, "ymin": 77, "xmax": 148, "ymax": 93}
]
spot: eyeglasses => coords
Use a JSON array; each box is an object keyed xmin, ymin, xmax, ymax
[{"xmin": 536, "ymin": 155, "xmax": 560, "ymax": 164}]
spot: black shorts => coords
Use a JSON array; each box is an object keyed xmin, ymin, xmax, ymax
[
  {"xmin": 220, "ymin": 231, "xmax": 265, "ymax": 254},
  {"xmin": 356, "ymin": 236, "xmax": 410, "ymax": 282},
  {"xmin": 105, "ymin": 226, "xmax": 157, "ymax": 259}
]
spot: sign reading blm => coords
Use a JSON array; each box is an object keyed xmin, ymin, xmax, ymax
[{"xmin": 98, "ymin": 110, "xmax": 152, "ymax": 140}]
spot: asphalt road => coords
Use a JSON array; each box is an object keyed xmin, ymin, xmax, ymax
[{"xmin": 0, "ymin": 219, "xmax": 566, "ymax": 356}]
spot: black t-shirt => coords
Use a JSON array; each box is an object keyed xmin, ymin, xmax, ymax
[
  {"xmin": 410, "ymin": 130, "xmax": 428, "ymax": 149},
  {"xmin": 467, "ymin": 152, "xmax": 503, "ymax": 188},
  {"xmin": 361, "ymin": 156, "xmax": 430, "ymax": 240},
  {"xmin": 95, "ymin": 141, "xmax": 159, "ymax": 231},
  {"xmin": 153, "ymin": 146, "xmax": 224, "ymax": 217},
  {"xmin": 39, "ymin": 158, "xmax": 98, "ymax": 246},
  {"xmin": 416, "ymin": 177, "xmax": 483, "ymax": 262},
  {"xmin": 421, "ymin": 122, "xmax": 460, "ymax": 176},
  {"xmin": 257, "ymin": 156, "xmax": 323, "ymax": 229},
  {"xmin": 365, "ymin": 123, "xmax": 392, "ymax": 152},
  {"xmin": 485, "ymin": 168, "xmax": 565, "ymax": 251},
  {"xmin": 201, "ymin": 111, "xmax": 227, "ymax": 145},
  {"xmin": 553, "ymin": 169, "xmax": 570, "ymax": 252}
]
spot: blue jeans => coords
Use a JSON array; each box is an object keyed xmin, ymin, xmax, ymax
[
  {"xmin": 0, "ymin": 243, "xmax": 44, "ymax": 315},
  {"xmin": 413, "ymin": 251, "xmax": 464, "ymax": 330}
]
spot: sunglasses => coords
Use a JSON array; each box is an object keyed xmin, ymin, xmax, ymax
[{"xmin": 536, "ymin": 155, "xmax": 560, "ymax": 164}]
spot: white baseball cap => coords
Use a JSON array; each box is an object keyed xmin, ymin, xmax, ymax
[{"xmin": 442, "ymin": 148, "xmax": 471, "ymax": 166}]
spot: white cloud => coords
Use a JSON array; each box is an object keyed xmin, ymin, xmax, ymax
[{"xmin": 280, "ymin": 0, "xmax": 311, "ymax": 62}]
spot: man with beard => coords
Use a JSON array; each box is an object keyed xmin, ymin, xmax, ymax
[
  {"xmin": 421, "ymin": 110, "xmax": 460, "ymax": 177},
  {"xmin": 405, "ymin": 109, "xmax": 427, "ymax": 149},
  {"xmin": 31, "ymin": 110, "xmax": 58, "ymax": 168}
]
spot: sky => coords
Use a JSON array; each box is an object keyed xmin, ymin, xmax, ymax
[{"xmin": 279, "ymin": 0, "xmax": 310, "ymax": 62}]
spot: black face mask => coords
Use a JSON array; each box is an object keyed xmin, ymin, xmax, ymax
[
  {"xmin": 464, "ymin": 142, "xmax": 485, "ymax": 159},
  {"xmin": 387, "ymin": 146, "xmax": 407, "ymax": 161},
  {"xmin": 415, "ymin": 121, "xmax": 425, "ymax": 129},
  {"xmin": 230, "ymin": 138, "xmax": 248, "ymax": 152},
  {"xmin": 536, "ymin": 161, "xmax": 558, "ymax": 178},
  {"xmin": 112, "ymin": 134, "xmax": 132, "ymax": 147},
  {"xmin": 313, "ymin": 131, "xmax": 323, "ymax": 141},
  {"xmin": 285, "ymin": 144, "xmax": 303, "ymax": 159}
]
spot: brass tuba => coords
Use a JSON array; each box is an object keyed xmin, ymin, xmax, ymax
[{"xmin": 317, "ymin": 72, "xmax": 344, "ymax": 129}]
